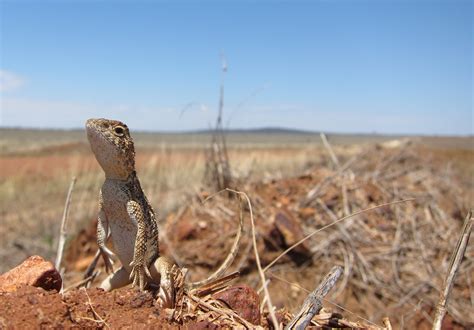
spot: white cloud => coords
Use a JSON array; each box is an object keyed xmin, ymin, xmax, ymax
[
  {"xmin": 0, "ymin": 97, "xmax": 217, "ymax": 130},
  {"xmin": 0, "ymin": 70, "xmax": 26, "ymax": 92},
  {"xmin": 0, "ymin": 98, "xmax": 104, "ymax": 127}
]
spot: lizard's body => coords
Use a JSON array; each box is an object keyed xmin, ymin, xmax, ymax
[
  {"xmin": 100, "ymin": 174, "xmax": 157, "ymax": 272},
  {"xmin": 86, "ymin": 118, "xmax": 175, "ymax": 307},
  {"xmin": 86, "ymin": 118, "xmax": 242, "ymax": 308}
]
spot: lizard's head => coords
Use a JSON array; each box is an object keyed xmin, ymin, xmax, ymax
[{"xmin": 86, "ymin": 118, "xmax": 135, "ymax": 180}]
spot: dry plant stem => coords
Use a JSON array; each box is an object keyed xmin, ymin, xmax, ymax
[
  {"xmin": 55, "ymin": 177, "xmax": 76, "ymax": 276},
  {"xmin": 81, "ymin": 288, "xmax": 110, "ymax": 329},
  {"xmin": 320, "ymin": 133, "xmax": 340, "ymax": 169},
  {"xmin": 83, "ymin": 232, "xmax": 112, "ymax": 280},
  {"xmin": 188, "ymin": 293, "xmax": 256, "ymax": 328},
  {"xmin": 204, "ymin": 55, "xmax": 232, "ymax": 191},
  {"xmin": 341, "ymin": 177, "xmax": 351, "ymax": 216},
  {"xmin": 63, "ymin": 271, "xmax": 100, "ymax": 292},
  {"xmin": 432, "ymin": 210, "xmax": 473, "ymax": 330},
  {"xmin": 84, "ymin": 249, "xmax": 101, "ymax": 279},
  {"xmin": 263, "ymin": 198, "xmax": 415, "ymax": 273},
  {"xmin": 286, "ymin": 265, "xmax": 343, "ymax": 330},
  {"xmin": 225, "ymin": 188, "xmax": 280, "ymax": 330}
]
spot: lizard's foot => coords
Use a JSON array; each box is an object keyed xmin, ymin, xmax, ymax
[
  {"xmin": 100, "ymin": 266, "xmax": 131, "ymax": 291},
  {"xmin": 157, "ymin": 284, "xmax": 174, "ymax": 309},
  {"xmin": 152, "ymin": 257, "xmax": 179, "ymax": 309},
  {"xmin": 129, "ymin": 259, "xmax": 152, "ymax": 291},
  {"xmin": 99, "ymin": 246, "xmax": 115, "ymax": 273}
]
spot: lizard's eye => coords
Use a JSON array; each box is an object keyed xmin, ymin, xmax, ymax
[{"xmin": 113, "ymin": 126, "xmax": 125, "ymax": 136}]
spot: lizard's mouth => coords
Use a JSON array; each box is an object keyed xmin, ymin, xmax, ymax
[
  {"xmin": 86, "ymin": 118, "xmax": 110, "ymax": 141},
  {"xmin": 85, "ymin": 120, "xmax": 100, "ymax": 143},
  {"xmin": 85, "ymin": 118, "xmax": 99, "ymax": 129},
  {"xmin": 85, "ymin": 119, "xmax": 114, "ymax": 154}
]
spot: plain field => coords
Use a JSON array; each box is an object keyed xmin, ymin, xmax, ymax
[{"xmin": 0, "ymin": 128, "xmax": 472, "ymax": 273}]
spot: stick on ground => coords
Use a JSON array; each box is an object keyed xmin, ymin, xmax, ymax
[
  {"xmin": 286, "ymin": 265, "xmax": 343, "ymax": 330},
  {"xmin": 432, "ymin": 210, "xmax": 473, "ymax": 330},
  {"xmin": 55, "ymin": 177, "xmax": 76, "ymax": 274},
  {"xmin": 320, "ymin": 132, "xmax": 340, "ymax": 169}
]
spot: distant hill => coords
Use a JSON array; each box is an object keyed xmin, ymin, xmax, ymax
[{"xmin": 185, "ymin": 127, "xmax": 315, "ymax": 135}]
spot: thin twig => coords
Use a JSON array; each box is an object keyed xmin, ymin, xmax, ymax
[
  {"xmin": 432, "ymin": 210, "xmax": 473, "ymax": 330},
  {"xmin": 320, "ymin": 133, "xmax": 340, "ymax": 169},
  {"xmin": 81, "ymin": 288, "xmax": 109, "ymax": 329},
  {"xmin": 56, "ymin": 177, "xmax": 76, "ymax": 287},
  {"xmin": 63, "ymin": 271, "xmax": 100, "ymax": 293}
]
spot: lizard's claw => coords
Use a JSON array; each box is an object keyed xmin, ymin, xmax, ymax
[
  {"xmin": 157, "ymin": 284, "xmax": 174, "ymax": 309},
  {"xmin": 157, "ymin": 263, "xmax": 180, "ymax": 309},
  {"xmin": 99, "ymin": 246, "xmax": 115, "ymax": 274},
  {"xmin": 129, "ymin": 260, "xmax": 152, "ymax": 291}
]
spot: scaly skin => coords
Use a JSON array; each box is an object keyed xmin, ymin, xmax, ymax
[{"xmin": 86, "ymin": 118, "xmax": 174, "ymax": 307}]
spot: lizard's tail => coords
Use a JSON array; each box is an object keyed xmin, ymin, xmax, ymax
[{"xmin": 187, "ymin": 198, "xmax": 244, "ymax": 289}]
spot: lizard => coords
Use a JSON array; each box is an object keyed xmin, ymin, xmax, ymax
[{"xmin": 85, "ymin": 118, "xmax": 242, "ymax": 308}]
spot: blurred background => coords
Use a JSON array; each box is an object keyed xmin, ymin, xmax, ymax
[{"xmin": 0, "ymin": 0, "xmax": 472, "ymax": 328}]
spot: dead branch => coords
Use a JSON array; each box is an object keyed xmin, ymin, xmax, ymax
[
  {"xmin": 432, "ymin": 210, "xmax": 473, "ymax": 330},
  {"xmin": 320, "ymin": 132, "xmax": 340, "ymax": 169},
  {"xmin": 55, "ymin": 176, "xmax": 76, "ymax": 285},
  {"xmin": 204, "ymin": 55, "xmax": 232, "ymax": 191},
  {"xmin": 285, "ymin": 265, "xmax": 343, "ymax": 330},
  {"xmin": 63, "ymin": 271, "xmax": 100, "ymax": 292}
]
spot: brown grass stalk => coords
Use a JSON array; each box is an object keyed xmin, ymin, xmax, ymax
[{"xmin": 432, "ymin": 210, "xmax": 473, "ymax": 330}]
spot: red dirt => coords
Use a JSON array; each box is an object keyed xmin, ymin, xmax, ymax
[{"xmin": 0, "ymin": 286, "xmax": 177, "ymax": 328}]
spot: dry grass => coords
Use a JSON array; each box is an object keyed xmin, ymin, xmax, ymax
[
  {"xmin": 0, "ymin": 130, "xmax": 332, "ymax": 273},
  {"xmin": 0, "ymin": 128, "xmax": 472, "ymax": 328},
  {"xmin": 163, "ymin": 140, "xmax": 473, "ymax": 328}
]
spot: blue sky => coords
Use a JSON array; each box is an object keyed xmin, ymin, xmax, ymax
[{"xmin": 0, "ymin": 0, "xmax": 472, "ymax": 134}]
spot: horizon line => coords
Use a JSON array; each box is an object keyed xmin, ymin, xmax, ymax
[{"xmin": 0, "ymin": 125, "xmax": 472, "ymax": 138}]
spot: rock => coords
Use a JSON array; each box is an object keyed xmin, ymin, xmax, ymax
[
  {"xmin": 175, "ymin": 220, "xmax": 199, "ymax": 241},
  {"xmin": 0, "ymin": 256, "xmax": 62, "ymax": 293},
  {"xmin": 212, "ymin": 285, "xmax": 261, "ymax": 325},
  {"xmin": 274, "ymin": 210, "xmax": 311, "ymax": 255},
  {"xmin": 298, "ymin": 207, "xmax": 316, "ymax": 219}
]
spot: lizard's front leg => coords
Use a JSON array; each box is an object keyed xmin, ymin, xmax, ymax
[
  {"xmin": 127, "ymin": 200, "xmax": 152, "ymax": 291},
  {"xmin": 97, "ymin": 194, "xmax": 115, "ymax": 273}
]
